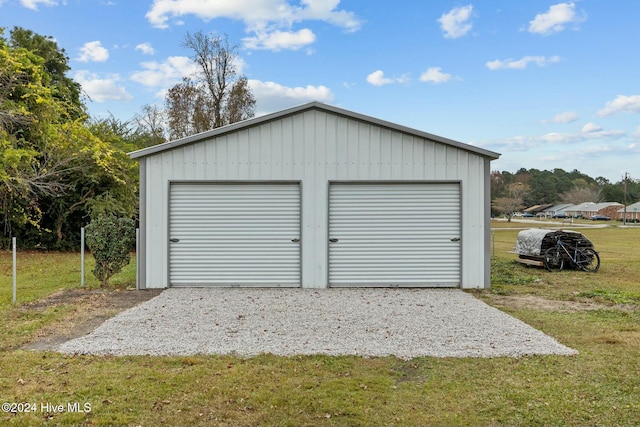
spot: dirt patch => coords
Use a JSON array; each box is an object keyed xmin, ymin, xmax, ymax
[
  {"xmin": 22, "ymin": 288, "xmax": 162, "ymax": 351},
  {"xmin": 486, "ymin": 294, "xmax": 638, "ymax": 313}
]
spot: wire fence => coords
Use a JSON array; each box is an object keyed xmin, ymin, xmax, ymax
[{"xmin": 5, "ymin": 228, "xmax": 139, "ymax": 305}]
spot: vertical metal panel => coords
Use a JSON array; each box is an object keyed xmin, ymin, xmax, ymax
[
  {"xmin": 329, "ymin": 183, "xmax": 461, "ymax": 287},
  {"xmin": 169, "ymin": 183, "xmax": 301, "ymax": 286}
]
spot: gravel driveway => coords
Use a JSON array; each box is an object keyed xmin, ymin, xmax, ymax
[{"xmin": 59, "ymin": 288, "xmax": 577, "ymax": 359}]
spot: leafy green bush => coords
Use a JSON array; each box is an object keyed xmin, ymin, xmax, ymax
[{"xmin": 85, "ymin": 215, "xmax": 135, "ymax": 287}]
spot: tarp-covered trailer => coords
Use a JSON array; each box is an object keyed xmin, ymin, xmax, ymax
[{"xmin": 514, "ymin": 229, "xmax": 595, "ymax": 267}]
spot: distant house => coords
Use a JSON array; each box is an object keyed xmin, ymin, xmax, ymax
[
  {"xmin": 542, "ymin": 203, "xmax": 575, "ymax": 218},
  {"xmin": 617, "ymin": 202, "xmax": 640, "ymax": 221},
  {"xmin": 566, "ymin": 202, "xmax": 624, "ymax": 219}
]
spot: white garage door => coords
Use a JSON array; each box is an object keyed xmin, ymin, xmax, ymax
[
  {"xmin": 169, "ymin": 183, "xmax": 301, "ymax": 287},
  {"xmin": 329, "ymin": 183, "xmax": 461, "ymax": 287}
]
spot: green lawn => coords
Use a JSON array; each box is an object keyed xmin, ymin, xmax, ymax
[{"xmin": 1, "ymin": 226, "xmax": 639, "ymax": 426}]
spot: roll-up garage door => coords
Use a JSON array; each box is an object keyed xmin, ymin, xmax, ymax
[
  {"xmin": 329, "ymin": 183, "xmax": 461, "ymax": 287},
  {"xmin": 169, "ymin": 183, "xmax": 301, "ymax": 287}
]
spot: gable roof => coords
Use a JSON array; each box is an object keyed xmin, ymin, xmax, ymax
[
  {"xmin": 129, "ymin": 101, "xmax": 501, "ymax": 160},
  {"xmin": 568, "ymin": 202, "xmax": 623, "ymax": 212},
  {"xmin": 618, "ymin": 202, "xmax": 640, "ymax": 212},
  {"xmin": 543, "ymin": 203, "xmax": 575, "ymax": 213}
]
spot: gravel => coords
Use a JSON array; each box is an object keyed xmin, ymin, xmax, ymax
[{"xmin": 59, "ymin": 288, "xmax": 577, "ymax": 359}]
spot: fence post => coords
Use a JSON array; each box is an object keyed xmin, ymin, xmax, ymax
[
  {"xmin": 12, "ymin": 237, "xmax": 17, "ymax": 305},
  {"xmin": 81, "ymin": 227, "xmax": 85, "ymax": 288},
  {"xmin": 492, "ymin": 230, "xmax": 495, "ymax": 258}
]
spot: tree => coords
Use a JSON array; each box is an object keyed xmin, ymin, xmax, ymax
[
  {"xmin": 492, "ymin": 183, "xmax": 529, "ymax": 221},
  {"xmin": 165, "ymin": 32, "xmax": 255, "ymax": 139},
  {"xmin": 134, "ymin": 104, "xmax": 166, "ymax": 147},
  {"xmin": 0, "ymin": 29, "xmax": 74, "ymax": 239},
  {"xmin": 165, "ymin": 77, "xmax": 207, "ymax": 140},
  {"xmin": 560, "ymin": 181, "xmax": 602, "ymax": 204},
  {"xmin": 9, "ymin": 27, "xmax": 84, "ymax": 120},
  {"xmin": 85, "ymin": 215, "xmax": 135, "ymax": 287},
  {"xmin": 1, "ymin": 28, "xmax": 139, "ymax": 248}
]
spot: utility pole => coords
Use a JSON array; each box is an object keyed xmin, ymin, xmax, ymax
[{"xmin": 623, "ymin": 172, "xmax": 628, "ymax": 226}]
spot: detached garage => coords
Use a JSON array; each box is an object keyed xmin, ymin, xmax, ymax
[{"xmin": 129, "ymin": 102, "xmax": 500, "ymax": 289}]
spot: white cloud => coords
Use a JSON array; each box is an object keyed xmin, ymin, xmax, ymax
[
  {"xmin": 528, "ymin": 2, "xmax": 585, "ymax": 35},
  {"xmin": 77, "ymin": 41, "xmax": 109, "ymax": 63},
  {"xmin": 419, "ymin": 67, "xmax": 453, "ymax": 84},
  {"xmin": 248, "ymin": 79, "xmax": 334, "ymax": 115},
  {"xmin": 597, "ymin": 95, "xmax": 640, "ymax": 117},
  {"xmin": 145, "ymin": 0, "xmax": 362, "ymax": 51},
  {"xmin": 365, "ymin": 70, "xmax": 407, "ymax": 86},
  {"xmin": 135, "ymin": 43, "xmax": 155, "ymax": 55},
  {"xmin": 243, "ymin": 28, "xmax": 316, "ymax": 51},
  {"xmin": 485, "ymin": 55, "xmax": 560, "ymax": 70},
  {"xmin": 130, "ymin": 56, "xmax": 198, "ymax": 88},
  {"xmin": 296, "ymin": 0, "xmax": 361, "ymax": 32},
  {"xmin": 366, "ymin": 70, "xmax": 393, "ymax": 86},
  {"xmin": 483, "ymin": 126, "xmax": 626, "ymax": 152},
  {"xmin": 437, "ymin": 5, "xmax": 473, "ymax": 39},
  {"xmin": 582, "ymin": 122, "xmax": 602, "ymax": 133},
  {"xmin": 20, "ymin": 0, "xmax": 57, "ymax": 10},
  {"xmin": 74, "ymin": 71, "xmax": 132, "ymax": 102},
  {"xmin": 549, "ymin": 111, "xmax": 578, "ymax": 123}
]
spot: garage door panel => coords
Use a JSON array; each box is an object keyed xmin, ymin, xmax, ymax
[
  {"xmin": 329, "ymin": 183, "xmax": 461, "ymax": 287},
  {"xmin": 169, "ymin": 183, "xmax": 301, "ymax": 287}
]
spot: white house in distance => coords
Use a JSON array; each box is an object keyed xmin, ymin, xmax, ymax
[
  {"xmin": 618, "ymin": 202, "xmax": 640, "ymax": 221},
  {"xmin": 129, "ymin": 102, "xmax": 500, "ymax": 290},
  {"xmin": 542, "ymin": 203, "xmax": 575, "ymax": 218},
  {"xmin": 566, "ymin": 202, "xmax": 624, "ymax": 219}
]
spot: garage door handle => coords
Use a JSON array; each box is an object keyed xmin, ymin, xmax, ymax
[
  {"xmin": 170, "ymin": 238, "xmax": 180, "ymax": 243},
  {"xmin": 450, "ymin": 237, "xmax": 460, "ymax": 242},
  {"xmin": 329, "ymin": 238, "xmax": 339, "ymax": 243},
  {"xmin": 291, "ymin": 238, "xmax": 300, "ymax": 243}
]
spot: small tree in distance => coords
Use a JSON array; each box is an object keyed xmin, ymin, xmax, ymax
[
  {"xmin": 492, "ymin": 183, "xmax": 529, "ymax": 222},
  {"xmin": 85, "ymin": 215, "xmax": 135, "ymax": 287}
]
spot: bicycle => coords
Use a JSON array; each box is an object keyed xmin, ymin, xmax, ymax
[{"xmin": 543, "ymin": 236, "xmax": 600, "ymax": 272}]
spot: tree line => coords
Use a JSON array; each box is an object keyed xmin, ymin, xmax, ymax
[
  {"xmin": 1, "ymin": 27, "xmax": 255, "ymax": 249},
  {"xmin": 491, "ymin": 168, "xmax": 640, "ymax": 219}
]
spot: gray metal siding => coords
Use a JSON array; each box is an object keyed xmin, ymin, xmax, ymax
[
  {"xmin": 142, "ymin": 109, "xmax": 492, "ymax": 289},
  {"xmin": 168, "ymin": 183, "xmax": 301, "ymax": 286},
  {"xmin": 328, "ymin": 183, "xmax": 461, "ymax": 286}
]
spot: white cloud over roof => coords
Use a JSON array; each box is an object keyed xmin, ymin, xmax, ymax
[
  {"xmin": 135, "ymin": 43, "xmax": 155, "ymax": 55},
  {"xmin": 249, "ymin": 79, "xmax": 334, "ymax": 115},
  {"xmin": 597, "ymin": 95, "xmax": 640, "ymax": 117},
  {"xmin": 486, "ymin": 55, "xmax": 560, "ymax": 70},
  {"xmin": 528, "ymin": 2, "xmax": 585, "ymax": 35},
  {"xmin": 19, "ymin": 0, "xmax": 57, "ymax": 10},
  {"xmin": 130, "ymin": 56, "xmax": 198, "ymax": 88},
  {"xmin": 145, "ymin": 0, "xmax": 362, "ymax": 51},
  {"xmin": 549, "ymin": 111, "xmax": 579, "ymax": 123},
  {"xmin": 437, "ymin": 5, "xmax": 473, "ymax": 39},
  {"xmin": 243, "ymin": 28, "xmax": 316, "ymax": 51},
  {"xmin": 419, "ymin": 67, "xmax": 453, "ymax": 84},
  {"xmin": 77, "ymin": 41, "xmax": 109, "ymax": 63},
  {"xmin": 365, "ymin": 70, "xmax": 409, "ymax": 87},
  {"xmin": 75, "ymin": 70, "xmax": 132, "ymax": 102}
]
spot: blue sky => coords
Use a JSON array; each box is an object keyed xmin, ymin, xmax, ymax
[{"xmin": 2, "ymin": 0, "xmax": 639, "ymax": 182}]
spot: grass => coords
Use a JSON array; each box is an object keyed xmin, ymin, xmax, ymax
[{"xmin": 1, "ymin": 226, "xmax": 639, "ymax": 426}]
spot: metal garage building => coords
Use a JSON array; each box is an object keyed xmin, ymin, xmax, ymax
[{"xmin": 129, "ymin": 102, "xmax": 500, "ymax": 289}]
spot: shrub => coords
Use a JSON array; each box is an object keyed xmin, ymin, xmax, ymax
[{"xmin": 85, "ymin": 215, "xmax": 135, "ymax": 287}]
